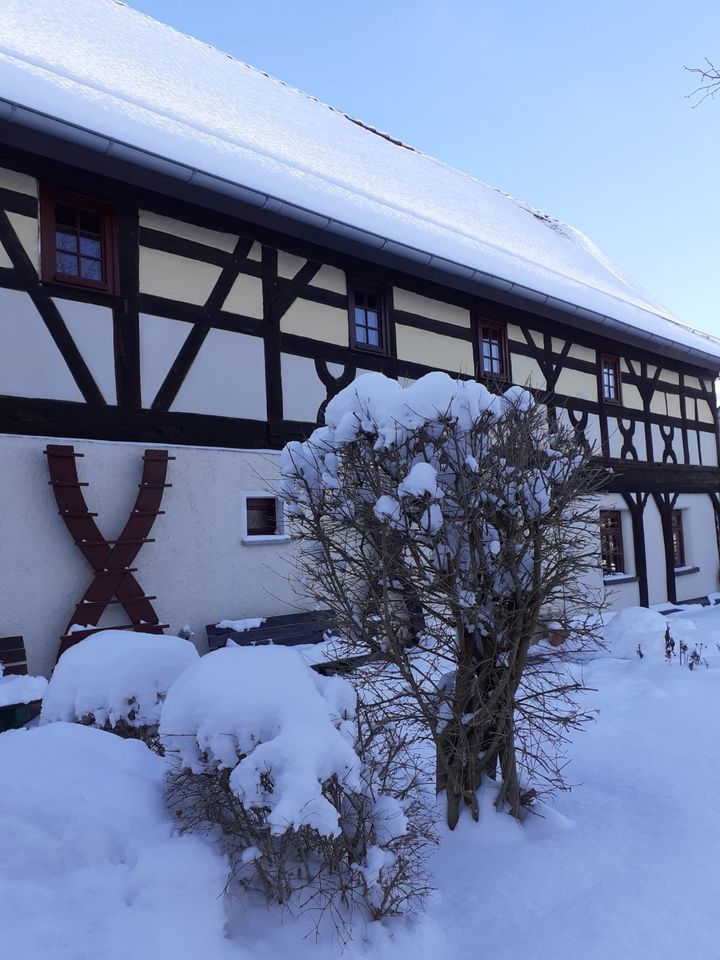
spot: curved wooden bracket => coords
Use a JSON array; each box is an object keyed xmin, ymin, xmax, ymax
[{"xmin": 45, "ymin": 444, "xmax": 172, "ymax": 660}]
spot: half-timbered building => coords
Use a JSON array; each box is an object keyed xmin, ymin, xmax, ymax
[{"xmin": 2, "ymin": 0, "xmax": 720, "ymax": 674}]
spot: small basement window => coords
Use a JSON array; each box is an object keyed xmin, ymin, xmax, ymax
[
  {"xmin": 601, "ymin": 355, "xmax": 621, "ymax": 404},
  {"xmin": 478, "ymin": 320, "xmax": 508, "ymax": 379},
  {"xmin": 241, "ymin": 493, "xmax": 288, "ymax": 544},
  {"xmin": 600, "ymin": 509, "xmax": 625, "ymax": 576},
  {"xmin": 349, "ymin": 284, "xmax": 388, "ymax": 353},
  {"xmin": 40, "ymin": 187, "xmax": 117, "ymax": 293}
]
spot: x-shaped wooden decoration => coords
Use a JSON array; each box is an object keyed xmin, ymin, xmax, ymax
[{"xmin": 45, "ymin": 444, "xmax": 172, "ymax": 660}]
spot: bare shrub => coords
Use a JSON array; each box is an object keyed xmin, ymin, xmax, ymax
[{"xmin": 280, "ymin": 373, "xmax": 605, "ymax": 827}]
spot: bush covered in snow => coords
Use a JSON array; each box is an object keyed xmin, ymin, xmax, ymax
[
  {"xmin": 602, "ymin": 606, "xmax": 712, "ymax": 668},
  {"xmin": 280, "ymin": 371, "xmax": 604, "ymax": 826},
  {"xmin": 160, "ymin": 645, "xmax": 431, "ymax": 931},
  {"xmin": 41, "ymin": 630, "xmax": 199, "ymax": 746},
  {"xmin": 602, "ymin": 607, "xmax": 670, "ymax": 660}
]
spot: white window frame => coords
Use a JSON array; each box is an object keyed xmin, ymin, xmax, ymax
[{"xmin": 240, "ymin": 491, "xmax": 290, "ymax": 545}]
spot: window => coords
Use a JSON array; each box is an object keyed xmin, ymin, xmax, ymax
[
  {"xmin": 478, "ymin": 320, "xmax": 508, "ymax": 379},
  {"xmin": 600, "ymin": 510, "xmax": 625, "ymax": 576},
  {"xmin": 349, "ymin": 285, "xmax": 388, "ymax": 353},
  {"xmin": 40, "ymin": 187, "xmax": 117, "ymax": 293},
  {"xmin": 601, "ymin": 355, "xmax": 621, "ymax": 403},
  {"xmin": 671, "ymin": 510, "xmax": 685, "ymax": 568},
  {"xmin": 241, "ymin": 492, "xmax": 288, "ymax": 543},
  {"xmin": 247, "ymin": 497, "xmax": 278, "ymax": 536}
]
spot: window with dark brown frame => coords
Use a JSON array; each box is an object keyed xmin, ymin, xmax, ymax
[
  {"xmin": 246, "ymin": 497, "xmax": 279, "ymax": 537},
  {"xmin": 349, "ymin": 284, "xmax": 388, "ymax": 353},
  {"xmin": 601, "ymin": 355, "xmax": 621, "ymax": 404},
  {"xmin": 671, "ymin": 509, "xmax": 686, "ymax": 568},
  {"xmin": 600, "ymin": 510, "xmax": 625, "ymax": 576},
  {"xmin": 478, "ymin": 320, "xmax": 508, "ymax": 379},
  {"xmin": 40, "ymin": 187, "xmax": 117, "ymax": 294}
]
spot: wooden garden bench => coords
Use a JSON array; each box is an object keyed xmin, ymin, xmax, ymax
[
  {"xmin": 0, "ymin": 636, "xmax": 43, "ymax": 732},
  {"xmin": 206, "ymin": 611, "xmax": 336, "ymax": 651}
]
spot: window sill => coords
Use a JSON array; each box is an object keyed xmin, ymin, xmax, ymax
[
  {"xmin": 674, "ymin": 565, "xmax": 700, "ymax": 578},
  {"xmin": 241, "ymin": 534, "xmax": 291, "ymax": 546},
  {"xmin": 603, "ymin": 574, "xmax": 638, "ymax": 585}
]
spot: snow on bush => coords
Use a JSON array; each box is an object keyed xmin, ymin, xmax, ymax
[
  {"xmin": 0, "ymin": 723, "xmax": 236, "ymax": 960},
  {"xmin": 160, "ymin": 644, "xmax": 358, "ymax": 836},
  {"xmin": 161, "ymin": 645, "xmax": 431, "ymax": 930},
  {"xmin": 41, "ymin": 630, "xmax": 199, "ymax": 733},
  {"xmin": 602, "ymin": 607, "xmax": 669, "ymax": 659}
]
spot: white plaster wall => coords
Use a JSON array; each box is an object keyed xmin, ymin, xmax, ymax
[
  {"xmin": 7, "ymin": 212, "xmax": 39, "ymax": 271},
  {"xmin": 171, "ymin": 329, "xmax": 266, "ymax": 420},
  {"xmin": 139, "ymin": 210, "xmax": 238, "ymax": 252},
  {"xmin": 507, "ymin": 323, "xmax": 526, "ymax": 344},
  {"xmin": 395, "ymin": 324, "xmax": 473, "ymax": 373},
  {"xmin": 139, "ymin": 247, "xmax": 221, "ymax": 304},
  {"xmin": 393, "ymin": 289, "xmax": 471, "ymax": 327},
  {"xmin": 621, "ymin": 382, "xmax": 643, "ymax": 411},
  {"xmin": 674, "ymin": 494, "xmax": 719, "ymax": 602},
  {"xmin": 223, "ymin": 272, "xmax": 264, "ymax": 318},
  {"xmin": 54, "ymin": 298, "xmax": 117, "ymax": 405},
  {"xmin": 281, "ymin": 298, "xmax": 348, "ymax": 345},
  {"xmin": 509, "ymin": 353, "xmax": 546, "ymax": 390},
  {"xmin": 568, "ymin": 344, "xmax": 595, "ymax": 364},
  {"xmin": 281, "ymin": 353, "xmax": 326, "ymax": 422},
  {"xmin": 555, "ymin": 367, "xmax": 597, "ymax": 401},
  {"xmin": 0, "ymin": 166, "xmax": 37, "ymax": 196},
  {"xmin": 643, "ymin": 497, "xmax": 669, "ymax": 606},
  {"xmin": 0, "ymin": 289, "xmax": 83, "ymax": 401},
  {"xmin": 139, "ymin": 313, "xmax": 192, "ymax": 408},
  {"xmin": 697, "ymin": 398, "xmax": 716, "ymax": 425},
  {"xmin": 277, "ymin": 250, "xmax": 306, "ymax": 279},
  {"xmin": 0, "ymin": 435, "xmax": 304, "ymax": 676},
  {"xmin": 310, "ymin": 265, "xmax": 346, "ymax": 295},
  {"xmin": 700, "ymin": 431, "xmax": 718, "ymax": 466}
]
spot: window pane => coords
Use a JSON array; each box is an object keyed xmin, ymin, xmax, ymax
[
  {"xmin": 56, "ymin": 252, "xmax": 79, "ymax": 275},
  {"xmin": 56, "ymin": 230, "xmax": 78, "ymax": 253},
  {"xmin": 247, "ymin": 498, "xmax": 277, "ymax": 536},
  {"xmin": 356, "ymin": 325, "xmax": 367, "ymax": 343},
  {"xmin": 55, "ymin": 204, "xmax": 76, "ymax": 227},
  {"xmin": 603, "ymin": 359, "xmax": 618, "ymax": 400},
  {"xmin": 80, "ymin": 235, "xmax": 102, "ymax": 257},
  {"xmin": 78, "ymin": 209, "xmax": 101, "ymax": 234},
  {"xmin": 366, "ymin": 310, "xmax": 379, "ymax": 330},
  {"xmin": 80, "ymin": 258, "xmax": 103, "ymax": 282},
  {"xmin": 367, "ymin": 329, "xmax": 379, "ymax": 346}
]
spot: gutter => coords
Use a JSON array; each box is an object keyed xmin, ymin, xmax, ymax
[{"xmin": 1, "ymin": 95, "xmax": 719, "ymax": 372}]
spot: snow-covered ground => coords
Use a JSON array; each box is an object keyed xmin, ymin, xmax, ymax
[{"xmin": 2, "ymin": 606, "xmax": 720, "ymax": 959}]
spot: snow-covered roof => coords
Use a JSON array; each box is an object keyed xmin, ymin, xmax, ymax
[{"xmin": 2, "ymin": 0, "xmax": 719, "ymax": 365}]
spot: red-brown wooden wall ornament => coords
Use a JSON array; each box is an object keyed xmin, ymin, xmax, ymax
[{"xmin": 45, "ymin": 444, "xmax": 173, "ymax": 661}]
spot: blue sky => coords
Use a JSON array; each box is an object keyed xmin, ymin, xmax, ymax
[{"xmin": 130, "ymin": 0, "xmax": 720, "ymax": 337}]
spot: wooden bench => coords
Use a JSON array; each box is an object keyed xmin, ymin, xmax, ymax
[
  {"xmin": 0, "ymin": 636, "xmax": 43, "ymax": 732},
  {"xmin": 207, "ymin": 611, "xmax": 336, "ymax": 651}
]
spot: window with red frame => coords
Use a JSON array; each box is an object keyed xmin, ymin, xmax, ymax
[
  {"xmin": 671, "ymin": 509, "xmax": 685, "ymax": 568},
  {"xmin": 600, "ymin": 510, "xmax": 625, "ymax": 575},
  {"xmin": 478, "ymin": 321, "xmax": 508, "ymax": 378},
  {"xmin": 40, "ymin": 188, "xmax": 117, "ymax": 293}
]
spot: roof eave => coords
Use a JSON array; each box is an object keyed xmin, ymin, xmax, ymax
[{"xmin": 2, "ymin": 95, "xmax": 719, "ymax": 373}]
